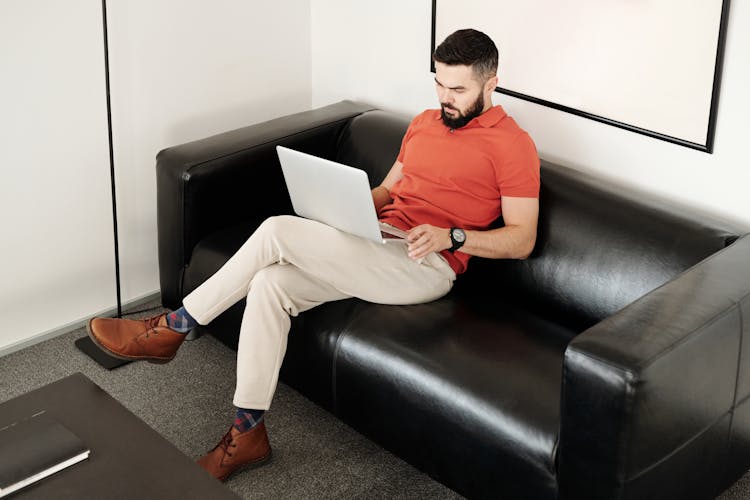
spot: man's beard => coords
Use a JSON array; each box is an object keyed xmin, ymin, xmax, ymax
[{"xmin": 440, "ymin": 93, "xmax": 485, "ymax": 129}]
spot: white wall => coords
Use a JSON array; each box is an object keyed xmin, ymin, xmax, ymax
[
  {"xmin": 0, "ymin": 0, "xmax": 312, "ymax": 355},
  {"xmin": 0, "ymin": 0, "xmax": 116, "ymax": 354},
  {"xmin": 107, "ymin": 0, "xmax": 312, "ymax": 304},
  {"xmin": 311, "ymin": 0, "xmax": 750, "ymax": 229}
]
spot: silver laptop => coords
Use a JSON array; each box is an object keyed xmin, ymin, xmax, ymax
[{"xmin": 276, "ymin": 146, "xmax": 407, "ymax": 244}]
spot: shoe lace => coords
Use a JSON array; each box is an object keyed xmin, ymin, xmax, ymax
[
  {"xmin": 219, "ymin": 430, "xmax": 237, "ymax": 457},
  {"xmin": 146, "ymin": 314, "xmax": 163, "ymax": 328},
  {"xmin": 143, "ymin": 314, "xmax": 164, "ymax": 337}
]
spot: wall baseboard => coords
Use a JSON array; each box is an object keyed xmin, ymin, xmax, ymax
[{"xmin": 0, "ymin": 291, "xmax": 162, "ymax": 358}]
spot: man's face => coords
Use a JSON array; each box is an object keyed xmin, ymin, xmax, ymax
[{"xmin": 434, "ymin": 62, "xmax": 491, "ymax": 129}]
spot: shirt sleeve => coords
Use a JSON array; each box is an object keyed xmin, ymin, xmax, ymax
[
  {"xmin": 495, "ymin": 132, "xmax": 541, "ymax": 198},
  {"xmin": 396, "ymin": 111, "xmax": 428, "ymax": 163}
]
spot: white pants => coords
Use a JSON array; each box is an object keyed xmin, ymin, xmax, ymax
[{"xmin": 182, "ymin": 215, "xmax": 456, "ymax": 409}]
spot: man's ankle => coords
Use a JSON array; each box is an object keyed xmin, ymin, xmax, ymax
[
  {"xmin": 234, "ymin": 407, "xmax": 265, "ymax": 433},
  {"xmin": 166, "ymin": 307, "xmax": 199, "ymax": 334}
]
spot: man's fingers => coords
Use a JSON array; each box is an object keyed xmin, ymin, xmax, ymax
[
  {"xmin": 408, "ymin": 235, "xmax": 435, "ymax": 259},
  {"xmin": 406, "ymin": 225, "xmax": 447, "ymax": 259},
  {"xmin": 407, "ymin": 226, "xmax": 427, "ymax": 243},
  {"xmin": 408, "ymin": 233, "xmax": 431, "ymax": 251}
]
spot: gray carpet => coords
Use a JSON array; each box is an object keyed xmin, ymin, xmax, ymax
[
  {"xmin": 0, "ymin": 302, "xmax": 461, "ymax": 499},
  {"xmin": 1, "ymin": 301, "xmax": 749, "ymax": 499}
]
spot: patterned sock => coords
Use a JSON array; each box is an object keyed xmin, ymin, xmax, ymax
[
  {"xmin": 166, "ymin": 306, "xmax": 198, "ymax": 334},
  {"xmin": 233, "ymin": 407, "xmax": 265, "ymax": 433}
]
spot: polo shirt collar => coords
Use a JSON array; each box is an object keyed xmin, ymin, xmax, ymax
[
  {"xmin": 475, "ymin": 105, "xmax": 507, "ymax": 128},
  {"xmin": 434, "ymin": 105, "xmax": 507, "ymax": 128}
]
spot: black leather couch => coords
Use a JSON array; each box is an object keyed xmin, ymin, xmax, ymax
[{"xmin": 156, "ymin": 100, "xmax": 750, "ymax": 499}]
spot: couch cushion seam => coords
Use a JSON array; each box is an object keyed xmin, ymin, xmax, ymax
[
  {"xmin": 560, "ymin": 350, "xmax": 635, "ymax": 496},
  {"xmin": 735, "ymin": 391, "xmax": 750, "ymax": 407},
  {"xmin": 634, "ymin": 301, "xmax": 741, "ymax": 371},
  {"xmin": 624, "ymin": 407, "xmax": 733, "ymax": 483},
  {"xmin": 578, "ymin": 302, "xmax": 741, "ymax": 375}
]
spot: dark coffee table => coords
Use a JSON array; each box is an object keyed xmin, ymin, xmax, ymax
[{"xmin": 0, "ymin": 373, "xmax": 239, "ymax": 499}]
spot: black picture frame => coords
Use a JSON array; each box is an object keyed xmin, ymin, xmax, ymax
[{"xmin": 431, "ymin": 0, "xmax": 732, "ymax": 153}]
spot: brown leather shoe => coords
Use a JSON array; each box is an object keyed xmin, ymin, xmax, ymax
[
  {"xmin": 86, "ymin": 313, "xmax": 186, "ymax": 364},
  {"xmin": 197, "ymin": 422, "xmax": 272, "ymax": 481}
]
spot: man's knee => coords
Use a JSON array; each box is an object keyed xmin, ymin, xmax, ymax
[
  {"xmin": 252, "ymin": 264, "xmax": 278, "ymax": 284},
  {"xmin": 251, "ymin": 265, "xmax": 302, "ymax": 296},
  {"xmin": 257, "ymin": 215, "xmax": 299, "ymax": 236}
]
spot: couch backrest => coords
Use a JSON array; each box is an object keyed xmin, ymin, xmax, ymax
[
  {"xmin": 460, "ymin": 162, "xmax": 738, "ymax": 331},
  {"xmin": 335, "ymin": 109, "xmax": 739, "ymax": 332},
  {"xmin": 334, "ymin": 110, "xmax": 409, "ymax": 186}
]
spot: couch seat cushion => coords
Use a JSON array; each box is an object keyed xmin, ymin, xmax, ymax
[{"xmin": 329, "ymin": 297, "xmax": 574, "ymax": 500}]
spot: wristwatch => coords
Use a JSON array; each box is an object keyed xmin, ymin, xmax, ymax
[{"xmin": 449, "ymin": 228, "xmax": 466, "ymax": 253}]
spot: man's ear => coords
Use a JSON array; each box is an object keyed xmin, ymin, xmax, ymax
[{"xmin": 485, "ymin": 75, "xmax": 499, "ymax": 93}]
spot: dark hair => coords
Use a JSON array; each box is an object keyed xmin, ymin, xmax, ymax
[{"xmin": 433, "ymin": 29, "xmax": 498, "ymax": 82}]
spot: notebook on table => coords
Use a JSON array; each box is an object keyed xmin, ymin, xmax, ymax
[{"xmin": 0, "ymin": 411, "xmax": 90, "ymax": 498}]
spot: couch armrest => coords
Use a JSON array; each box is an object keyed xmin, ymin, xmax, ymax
[
  {"xmin": 558, "ymin": 234, "xmax": 750, "ymax": 499},
  {"xmin": 156, "ymin": 100, "xmax": 376, "ymax": 308}
]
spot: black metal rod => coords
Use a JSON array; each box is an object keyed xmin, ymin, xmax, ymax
[{"xmin": 101, "ymin": 0, "xmax": 122, "ymax": 318}]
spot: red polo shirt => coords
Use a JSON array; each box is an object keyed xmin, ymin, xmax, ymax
[{"xmin": 378, "ymin": 105, "xmax": 540, "ymax": 275}]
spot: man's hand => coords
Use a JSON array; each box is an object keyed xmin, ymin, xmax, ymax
[
  {"xmin": 372, "ymin": 185, "xmax": 392, "ymax": 213},
  {"xmin": 372, "ymin": 160, "xmax": 404, "ymax": 213},
  {"xmin": 407, "ymin": 224, "xmax": 451, "ymax": 260}
]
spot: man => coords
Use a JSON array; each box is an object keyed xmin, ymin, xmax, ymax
[{"xmin": 86, "ymin": 28, "xmax": 540, "ymax": 481}]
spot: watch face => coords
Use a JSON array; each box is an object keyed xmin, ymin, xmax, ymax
[{"xmin": 452, "ymin": 228, "xmax": 466, "ymax": 243}]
